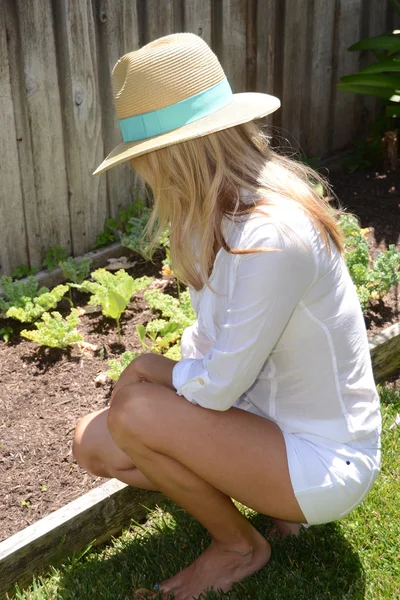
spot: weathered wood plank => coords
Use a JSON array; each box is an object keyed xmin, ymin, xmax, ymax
[
  {"xmin": 52, "ymin": 1, "xmax": 107, "ymax": 257},
  {"xmin": 332, "ymin": 0, "xmax": 363, "ymax": 150},
  {"xmin": 256, "ymin": 0, "xmax": 278, "ymax": 95},
  {"xmin": 0, "ymin": 480, "xmax": 162, "ymax": 599},
  {"xmin": 15, "ymin": 0, "xmax": 71, "ymax": 262},
  {"xmin": 357, "ymin": 0, "xmax": 389, "ymax": 134},
  {"xmin": 146, "ymin": 0, "xmax": 175, "ymax": 42},
  {"xmin": 369, "ymin": 322, "xmax": 400, "ymax": 383},
  {"xmin": 183, "ymin": 0, "xmax": 212, "ymax": 46},
  {"xmin": 3, "ymin": 0, "xmax": 43, "ymax": 272},
  {"xmin": 307, "ymin": 0, "xmax": 336, "ymax": 158},
  {"xmin": 219, "ymin": 0, "xmax": 247, "ymax": 92},
  {"xmin": 281, "ymin": 0, "xmax": 310, "ymax": 151},
  {"xmin": 0, "ymin": 0, "xmax": 27, "ymax": 276},
  {"xmin": 93, "ymin": 0, "xmax": 142, "ymax": 218}
]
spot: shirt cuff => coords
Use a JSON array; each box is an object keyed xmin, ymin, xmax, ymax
[{"xmin": 172, "ymin": 359, "xmax": 207, "ymax": 404}]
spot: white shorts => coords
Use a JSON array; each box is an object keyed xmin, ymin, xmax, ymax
[{"xmin": 283, "ymin": 432, "xmax": 381, "ymax": 525}]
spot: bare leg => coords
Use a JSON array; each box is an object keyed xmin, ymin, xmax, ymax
[
  {"xmin": 72, "ymin": 408, "xmax": 158, "ymax": 490},
  {"xmin": 268, "ymin": 518, "xmax": 302, "ymax": 539},
  {"xmin": 107, "ymin": 383, "xmax": 306, "ymax": 599}
]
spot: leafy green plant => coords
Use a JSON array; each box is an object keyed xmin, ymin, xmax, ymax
[
  {"xmin": 138, "ymin": 289, "xmax": 196, "ymax": 359},
  {"xmin": 0, "ymin": 326, "xmax": 13, "ymax": 343},
  {"xmin": 75, "ymin": 269, "xmax": 153, "ymax": 344},
  {"xmin": 0, "ymin": 275, "xmax": 49, "ymax": 314},
  {"xmin": 5, "ymin": 285, "xmax": 69, "ymax": 323},
  {"xmin": 11, "ymin": 264, "xmax": 40, "ymax": 279},
  {"xmin": 106, "ymin": 351, "xmax": 138, "ymax": 381},
  {"xmin": 337, "ymin": 31, "xmax": 400, "ymax": 115},
  {"xmin": 338, "ymin": 29, "xmax": 400, "ymax": 170},
  {"xmin": 94, "ymin": 197, "xmax": 147, "ymax": 249},
  {"xmin": 59, "ymin": 257, "xmax": 93, "ymax": 304},
  {"xmin": 42, "ymin": 245, "xmax": 69, "ymax": 271},
  {"xmin": 340, "ymin": 214, "xmax": 400, "ymax": 310},
  {"xmin": 21, "ymin": 309, "xmax": 84, "ymax": 348},
  {"xmin": 94, "ymin": 217, "xmax": 118, "ymax": 249},
  {"xmin": 120, "ymin": 206, "xmax": 154, "ymax": 256}
]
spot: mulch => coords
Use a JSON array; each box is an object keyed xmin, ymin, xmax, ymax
[{"xmin": 1, "ymin": 166, "xmax": 399, "ymax": 543}]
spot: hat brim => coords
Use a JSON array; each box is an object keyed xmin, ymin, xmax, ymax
[{"xmin": 93, "ymin": 92, "xmax": 280, "ymax": 175}]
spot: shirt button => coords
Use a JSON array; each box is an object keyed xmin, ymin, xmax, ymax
[{"xmin": 199, "ymin": 377, "xmax": 205, "ymax": 385}]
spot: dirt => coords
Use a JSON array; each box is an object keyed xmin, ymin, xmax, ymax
[{"xmin": 1, "ymin": 167, "xmax": 399, "ymax": 543}]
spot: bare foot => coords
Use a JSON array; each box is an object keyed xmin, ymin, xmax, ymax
[
  {"xmin": 267, "ymin": 518, "xmax": 302, "ymax": 540},
  {"xmin": 159, "ymin": 528, "xmax": 271, "ymax": 600}
]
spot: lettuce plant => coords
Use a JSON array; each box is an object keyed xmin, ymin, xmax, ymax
[
  {"xmin": 59, "ymin": 257, "xmax": 93, "ymax": 304},
  {"xmin": 0, "ymin": 275, "xmax": 49, "ymax": 314},
  {"xmin": 21, "ymin": 309, "xmax": 84, "ymax": 348},
  {"xmin": 5, "ymin": 285, "xmax": 69, "ymax": 323},
  {"xmin": 76, "ymin": 269, "xmax": 153, "ymax": 344},
  {"xmin": 106, "ymin": 351, "xmax": 138, "ymax": 381},
  {"xmin": 138, "ymin": 289, "xmax": 196, "ymax": 359}
]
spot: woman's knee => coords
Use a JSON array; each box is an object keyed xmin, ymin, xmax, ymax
[
  {"xmin": 107, "ymin": 383, "xmax": 159, "ymax": 443},
  {"xmin": 72, "ymin": 411, "xmax": 110, "ymax": 477}
]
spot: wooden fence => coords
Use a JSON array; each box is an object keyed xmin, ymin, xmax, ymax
[{"xmin": 1, "ymin": 0, "xmax": 399, "ymax": 276}]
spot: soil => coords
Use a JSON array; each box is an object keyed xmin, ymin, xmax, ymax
[{"xmin": 1, "ymin": 167, "xmax": 399, "ymax": 543}]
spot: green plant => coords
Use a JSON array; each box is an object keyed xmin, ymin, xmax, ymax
[
  {"xmin": 338, "ymin": 29, "xmax": 400, "ymax": 170},
  {"xmin": 120, "ymin": 206, "xmax": 154, "ymax": 257},
  {"xmin": 94, "ymin": 217, "xmax": 118, "ymax": 249},
  {"xmin": 94, "ymin": 197, "xmax": 147, "ymax": 249},
  {"xmin": 0, "ymin": 275, "xmax": 49, "ymax": 314},
  {"xmin": 21, "ymin": 309, "xmax": 84, "ymax": 348},
  {"xmin": 6, "ymin": 285, "xmax": 69, "ymax": 323},
  {"xmin": 337, "ymin": 31, "xmax": 400, "ymax": 116},
  {"xmin": 11, "ymin": 264, "xmax": 40, "ymax": 279},
  {"xmin": 42, "ymin": 245, "xmax": 69, "ymax": 271},
  {"xmin": 340, "ymin": 214, "xmax": 400, "ymax": 310},
  {"xmin": 106, "ymin": 350, "xmax": 138, "ymax": 381},
  {"xmin": 138, "ymin": 289, "xmax": 196, "ymax": 359},
  {"xmin": 0, "ymin": 326, "xmax": 13, "ymax": 343},
  {"xmin": 75, "ymin": 269, "xmax": 153, "ymax": 344},
  {"xmin": 59, "ymin": 257, "xmax": 93, "ymax": 304}
]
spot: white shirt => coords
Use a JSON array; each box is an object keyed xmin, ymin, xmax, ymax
[{"xmin": 172, "ymin": 200, "xmax": 382, "ymax": 447}]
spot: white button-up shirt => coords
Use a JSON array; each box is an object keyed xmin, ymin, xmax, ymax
[{"xmin": 172, "ymin": 200, "xmax": 381, "ymax": 447}]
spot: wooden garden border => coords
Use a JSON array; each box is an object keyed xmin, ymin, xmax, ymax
[{"xmin": 0, "ymin": 481, "xmax": 162, "ymax": 599}]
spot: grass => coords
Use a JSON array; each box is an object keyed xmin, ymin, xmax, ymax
[{"xmin": 8, "ymin": 385, "xmax": 400, "ymax": 600}]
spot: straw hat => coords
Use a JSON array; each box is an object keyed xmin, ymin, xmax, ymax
[{"xmin": 94, "ymin": 32, "xmax": 280, "ymax": 175}]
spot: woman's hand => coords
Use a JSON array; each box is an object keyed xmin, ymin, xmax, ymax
[{"xmin": 109, "ymin": 353, "xmax": 178, "ymax": 406}]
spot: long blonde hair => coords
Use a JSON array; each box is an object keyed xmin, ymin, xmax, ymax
[{"xmin": 131, "ymin": 121, "xmax": 343, "ymax": 291}]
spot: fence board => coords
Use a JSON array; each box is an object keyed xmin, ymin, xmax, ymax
[
  {"xmin": 15, "ymin": 0, "xmax": 71, "ymax": 264},
  {"xmin": 52, "ymin": 1, "xmax": 107, "ymax": 257},
  {"xmin": 332, "ymin": 0, "xmax": 363, "ymax": 150},
  {"xmin": 95, "ymin": 0, "xmax": 141, "ymax": 218},
  {"xmin": 281, "ymin": 0, "xmax": 310, "ymax": 152},
  {"xmin": 0, "ymin": 1, "xmax": 26, "ymax": 274},
  {"xmin": 359, "ymin": 0, "xmax": 389, "ymax": 132},
  {"xmin": 3, "ymin": 0, "xmax": 43, "ymax": 269},
  {"xmin": 307, "ymin": 0, "xmax": 336, "ymax": 158},
  {"xmin": 183, "ymin": 0, "xmax": 212, "ymax": 46},
  {"xmin": 146, "ymin": 0, "xmax": 175, "ymax": 42},
  {"xmin": 219, "ymin": 0, "xmax": 247, "ymax": 92}
]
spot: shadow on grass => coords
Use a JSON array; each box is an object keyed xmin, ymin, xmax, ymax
[{"xmin": 53, "ymin": 499, "xmax": 366, "ymax": 600}]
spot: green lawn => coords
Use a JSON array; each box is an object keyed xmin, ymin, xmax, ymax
[{"xmin": 9, "ymin": 385, "xmax": 400, "ymax": 600}]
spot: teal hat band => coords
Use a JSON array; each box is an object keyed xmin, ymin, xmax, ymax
[{"xmin": 118, "ymin": 77, "xmax": 233, "ymax": 143}]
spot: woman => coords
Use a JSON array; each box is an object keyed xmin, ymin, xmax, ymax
[{"xmin": 73, "ymin": 33, "xmax": 381, "ymax": 599}]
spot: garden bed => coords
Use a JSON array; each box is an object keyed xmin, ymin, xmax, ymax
[{"xmin": 1, "ymin": 166, "xmax": 399, "ymax": 544}]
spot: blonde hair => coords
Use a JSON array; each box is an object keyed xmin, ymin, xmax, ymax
[{"xmin": 131, "ymin": 121, "xmax": 343, "ymax": 291}]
